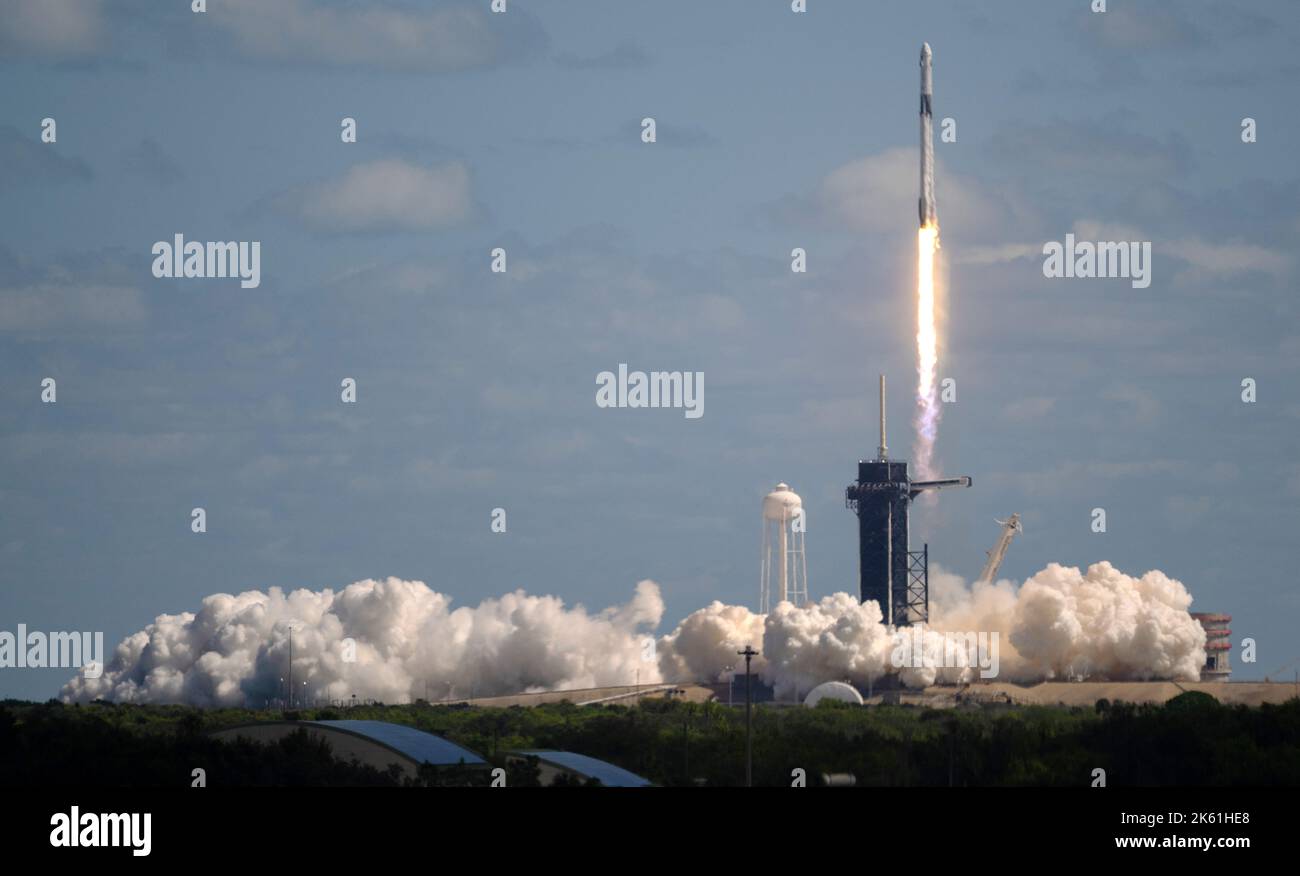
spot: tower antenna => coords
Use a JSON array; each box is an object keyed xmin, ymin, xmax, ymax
[{"xmin": 877, "ymin": 374, "xmax": 888, "ymax": 461}]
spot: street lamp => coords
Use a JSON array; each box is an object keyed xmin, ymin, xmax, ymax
[{"xmin": 737, "ymin": 645, "xmax": 759, "ymax": 787}]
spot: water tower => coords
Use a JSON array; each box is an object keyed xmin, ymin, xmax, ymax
[{"xmin": 760, "ymin": 482, "xmax": 809, "ymax": 613}]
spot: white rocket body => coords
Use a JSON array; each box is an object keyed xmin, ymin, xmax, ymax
[{"xmin": 919, "ymin": 42, "xmax": 937, "ymax": 228}]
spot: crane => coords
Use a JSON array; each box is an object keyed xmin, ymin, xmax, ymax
[
  {"xmin": 1263, "ymin": 657, "xmax": 1300, "ymax": 683},
  {"xmin": 976, "ymin": 513, "xmax": 1022, "ymax": 584}
]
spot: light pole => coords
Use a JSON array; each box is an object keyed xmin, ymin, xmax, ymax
[
  {"xmin": 738, "ymin": 645, "xmax": 758, "ymax": 787},
  {"xmin": 725, "ymin": 665, "xmax": 734, "ymax": 707},
  {"xmin": 678, "ymin": 694, "xmax": 690, "ymax": 783}
]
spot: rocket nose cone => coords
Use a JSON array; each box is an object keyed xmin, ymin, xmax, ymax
[{"xmin": 921, "ymin": 42, "xmax": 932, "ymax": 60}]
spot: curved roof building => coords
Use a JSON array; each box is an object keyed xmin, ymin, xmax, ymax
[
  {"xmin": 509, "ymin": 750, "xmax": 652, "ymax": 787},
  {"xmin": 210, "ymin": 719, "xmax": 486, "ymax": 780}
]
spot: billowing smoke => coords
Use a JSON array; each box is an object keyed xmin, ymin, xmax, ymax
[
  {"xmin": 657, "ymin": 561, "xmax": 1206, "ymax": 698},
  {"xmin": 62, "ymin": 562, "xmax": 1207, "ymax": 706},
  {"xmin": 931, "ymin": 561, "xmax": 1207, "ymax": 683},
  {"xmin": 62, "ymin": 578, "xmax": 665, "ymax": 707}
]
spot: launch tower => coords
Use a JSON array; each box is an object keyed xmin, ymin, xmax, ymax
[{"xmin": 845, "ymin": 376, "xmax": 970, "ymax": 625}]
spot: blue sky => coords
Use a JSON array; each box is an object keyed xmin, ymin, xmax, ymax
[{"xmin": 2, "ymin": 0, "xmax": 1298, "ymax": 699}]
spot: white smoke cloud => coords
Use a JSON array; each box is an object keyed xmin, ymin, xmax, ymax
[
  {"xmin": 62, "ymin": 562, "xmax": 1207, "ymax": 705},
  {"xmin": 1000, "ymin": 561, "xmax": 1207, "ymax": 682},
  {"xmin": 656, "ymin": 600, "xmax": 767, "ymax": 682},
  {"xmin": 62, "ymin": 578, "xmax": 664, "ymax": 707},
  {"xmin": 655, "ymin": 561, "xmax": 1206, "ymax": 697}
]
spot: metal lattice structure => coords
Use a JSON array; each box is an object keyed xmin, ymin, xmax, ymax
[{"xmin": 906, "ymin": 546, "xmax": 929, "ymax": 625}]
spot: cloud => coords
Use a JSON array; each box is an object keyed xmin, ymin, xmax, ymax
[
  {"xmin": 0, "ymin": 0, "xmax": 104, "ymax": 58},
  {"xmin": 209, "ymin": 0, "xmax": 547, "ymax": 72},
  {"xmin": 1164, "ymin": 238, "xmax": 1292, "ymax": 280},
  {"xmin": 771, "ymin": 147, "xmax": 1027, "ymax": 243},
  {"xmin": 268, "ymin": 159, "xmax": 476, "ymax": 233},
  {"xmin": 0, "ymin": 125, "xmax": 92, "ymax": 189},
  {"xmin": 0, "ymin": 283, "xmax": 145, "ymax": 332},
  {"xmin": 1076, "ymin": 4, "xmax": 1209, "ymax": 54},
  {"xmin": 0, "ymin": 248, "xmax": 145, "ymax": 332},
  {"xmin": 556, "ymin": 40, "xmax": 650, "ymax": 70},
  {"xmin": 1069, "ymin": 218, "xmax": 1293, "ymax": 282}
]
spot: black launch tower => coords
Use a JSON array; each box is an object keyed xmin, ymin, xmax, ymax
[{"xmin": 845, "ymin": 376, "xmax": 970, "ymax": 626}]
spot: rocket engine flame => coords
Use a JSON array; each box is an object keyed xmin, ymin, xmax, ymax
[
  {"xmin": 914, "ymin": 223, "xmax": 942, "ymax": 480},
  {"xmin": 914, "ymin": 44, "xmax": 943, "ymax": 480}
]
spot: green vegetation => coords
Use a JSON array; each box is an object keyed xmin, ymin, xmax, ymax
[{"xmin": 2, "ymin": 691, "xmax": 1298, "ymax": 787}]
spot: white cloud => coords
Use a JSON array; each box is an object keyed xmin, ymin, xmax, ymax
[
  {"xmin": 1164, "ymin": 238, "xmax": 1292, "ymax": 279},
  {"xmin": 272, "ymin": 159, "xmax": 475, "ymax": 232},
  {"xmin": 0, "ymin": 0, "xmax": 104, "ymax": 57},
  {"xmin": 1070, "ymin": 219, "xmax": 1292, "ymax": 280},
  {"xmin": 0, "ymin": 283, "xmax": 145, "ymax": 331},
  {"xmin": 788, "ymin": 147, "xmax": 1028, "ymax": 242}
]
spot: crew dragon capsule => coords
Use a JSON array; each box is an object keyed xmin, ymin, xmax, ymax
[{"xmin": 918, "ymin": 42, "xmax": 937, "ymax": 228}]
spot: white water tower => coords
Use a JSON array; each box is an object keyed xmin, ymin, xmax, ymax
[{"xmin": 760, "ymin": 482, "xmax": 809, "ymax": 613}]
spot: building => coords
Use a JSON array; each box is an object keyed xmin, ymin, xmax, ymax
[
  {"xmin": 1191, "ymin": 613, "xmax": 1232, "ymax": 680},
  {"xmin": 210, "ymin": 719, "xmax": 487, "ymax": 781},
  {"xmin": 507, "ymin": 750, "xmax": 652, "ymax": 787}
]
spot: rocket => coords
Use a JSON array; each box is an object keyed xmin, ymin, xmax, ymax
[{"xmin": 918, "ymin": 42, "xmax": 937, "ymax": 228}]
